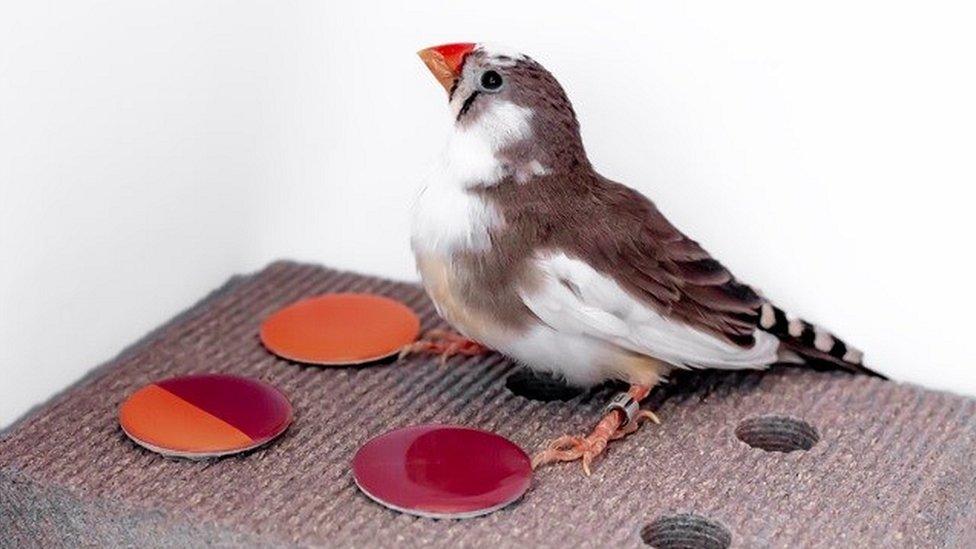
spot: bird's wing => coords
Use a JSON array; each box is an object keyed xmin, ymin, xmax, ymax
[
  {"xmin": 518, "ymin": 251, "xmax": 780, "ymax": 369},
  {"xmin": 515, "ymin": 180, "xmax": 779, "ymax": 369}
]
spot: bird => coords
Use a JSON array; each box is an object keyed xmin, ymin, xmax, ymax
[{"xmin": 403, "ymin": 42, "xmax": 884, "ymax": 475}]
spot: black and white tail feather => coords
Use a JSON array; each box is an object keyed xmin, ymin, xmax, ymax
[{"xmin": 758, "ymin": 303, "xmax": 886, "ymax": 379}]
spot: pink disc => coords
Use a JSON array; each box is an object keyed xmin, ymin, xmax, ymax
[{"xmin": 352, "ymin": 424, "xmax": 532, "ymax": 519}]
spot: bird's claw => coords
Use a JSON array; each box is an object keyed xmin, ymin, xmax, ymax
[
  {"xmin": 532, "ymin": 435, "xmax": 598, "ymax": 476},
  {"xmin": 609, "ymin": 410, "xmax": 660, "ymax": 440},
  {"xmin": 532, "ymin": 407, "xmax": 660, "ymax": 476},
  {"xmin": 398, "ymin": 329, "xmax": 489, "ymax": 365}
]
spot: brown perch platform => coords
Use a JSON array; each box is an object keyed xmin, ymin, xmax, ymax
[{"xmin": 3, "ymin": 261, "xmax": 976, "ymax": 547}]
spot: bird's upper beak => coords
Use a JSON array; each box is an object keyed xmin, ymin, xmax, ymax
[{"xmin": 417, "ymin": 43, "xmax": 475, "ymax": 94}]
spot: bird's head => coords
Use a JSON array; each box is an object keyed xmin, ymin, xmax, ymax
[{"xmin": 418, "ymin": 43, "xmax": 588, "ymax": 182}]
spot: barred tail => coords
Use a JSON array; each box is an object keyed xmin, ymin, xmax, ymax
[{"xmin": 758, "ymin": 303, "xmax": 886, "ymax": 379}]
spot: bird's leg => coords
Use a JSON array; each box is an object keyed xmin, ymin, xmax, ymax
[
  {"xmin": 531, "ymin": 384, "xmax": 658, "ymax": 476},
  {"xmin": 398, "ymin": 329, "xmax": 490, "ymax": 366}
]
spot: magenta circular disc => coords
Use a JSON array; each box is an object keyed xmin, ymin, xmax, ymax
[{"xmin": 352, "ymin": 424, "xmax": 532, "ymax": 519}]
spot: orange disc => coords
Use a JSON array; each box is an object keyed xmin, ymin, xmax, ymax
[{"xmin": 260, "ymin": 293, "xmax": 421, "ymax": 366}]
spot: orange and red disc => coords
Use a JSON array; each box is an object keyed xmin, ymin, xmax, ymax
[
  {"xmin": 260, "ymin": 293, "xmax": 421, "ymax": 366},
  {"xmin": 119, "ymin": 374, "xmax": 292, "ymax": 458}
]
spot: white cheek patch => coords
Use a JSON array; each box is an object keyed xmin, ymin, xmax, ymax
[
  {"xmin": 438, "ymin": 99, "xmax": 534, "ymax": 187},
  {"xmin": 410, "ymin": 101, "xmax": 534, "ymax": 256},
  {"xmin": 442, "ymin": 119, "xmax": 507, "ymax": 186}
]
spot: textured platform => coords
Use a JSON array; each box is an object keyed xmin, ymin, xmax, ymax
[{"xmin": 3, "ymin": 261, "xmax": 976, "ymax": 547}]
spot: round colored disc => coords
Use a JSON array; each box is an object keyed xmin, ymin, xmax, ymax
[
  {"xmin": 119, "ymin": 374, "xmax": 292, "ymax": 458},
  {"xmin": 352, "ymin": 424, "xmax": 532, "ymax": 519},
  {"xmin": 260, "ymin": 293, "xmax": 421, "ymax": 366}
]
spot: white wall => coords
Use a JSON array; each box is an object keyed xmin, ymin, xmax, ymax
[{"xmin": 2, "ymin": 1, "xmax": 974, "ymax": 427}]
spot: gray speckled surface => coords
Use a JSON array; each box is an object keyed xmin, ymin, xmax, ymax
[{"xmin": 2, "ymin": 261, "xmax": 975, "ymax": 547}]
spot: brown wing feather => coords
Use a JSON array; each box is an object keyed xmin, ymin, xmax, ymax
[
  {"xmin": 476, "ymin": 173, "xmax": 765, "ymax": 349},
  {"xmin": 577, "ymin": 179, "xmax": 764, "ymax": 348}
]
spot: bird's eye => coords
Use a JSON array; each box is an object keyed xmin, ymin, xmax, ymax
[{"xmin": 479, "ymin": 70, "xmax": 503, "ymax": 91}]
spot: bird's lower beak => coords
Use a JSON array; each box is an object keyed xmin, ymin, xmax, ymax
[{"xmin": 417, "ymin": 43, "xmax": 475, "ymax": 94}]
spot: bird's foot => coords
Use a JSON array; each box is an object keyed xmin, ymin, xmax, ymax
[
  {"xmin": 398, "ymin": 329, "xmax": 489, "ymax": 366},
  {"xmin": 531, "ymin": 385, "xmax": 657, "ymax": 476}
]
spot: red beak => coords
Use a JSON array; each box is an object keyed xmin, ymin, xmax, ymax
[{"xmin": 418, "ymin": 43, "xmax": 476, "ymax": 93}]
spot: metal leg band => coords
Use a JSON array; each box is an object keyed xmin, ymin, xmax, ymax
[{"xmin": 605, "ymin": 392, "xmax": 640, "ymax": 426}]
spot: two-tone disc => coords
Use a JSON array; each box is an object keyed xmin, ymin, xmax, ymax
[{"xmin": 119, "ymin": 374, "xmax": 292, "ymax": 458}]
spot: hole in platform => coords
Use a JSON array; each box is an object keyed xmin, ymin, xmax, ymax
[
  {"xmin": 641, "ymin": 513, "xmax": 731, "ymax": 549},
  {"xmin": 505, "ymin": 369, "xmax": 583, "ymax": 402},
  {"xmin": 735, "ymin": 415, "xmax": 818, "ymax": 452}
]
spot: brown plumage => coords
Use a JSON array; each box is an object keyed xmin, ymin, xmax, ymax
[
  {"xmin": 412, "ymin": 43, "xmax": 883, "ymax": 474},
  {"xmin": 431, "ymin": 45, "xmax": 880, "ymax": 377}
]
